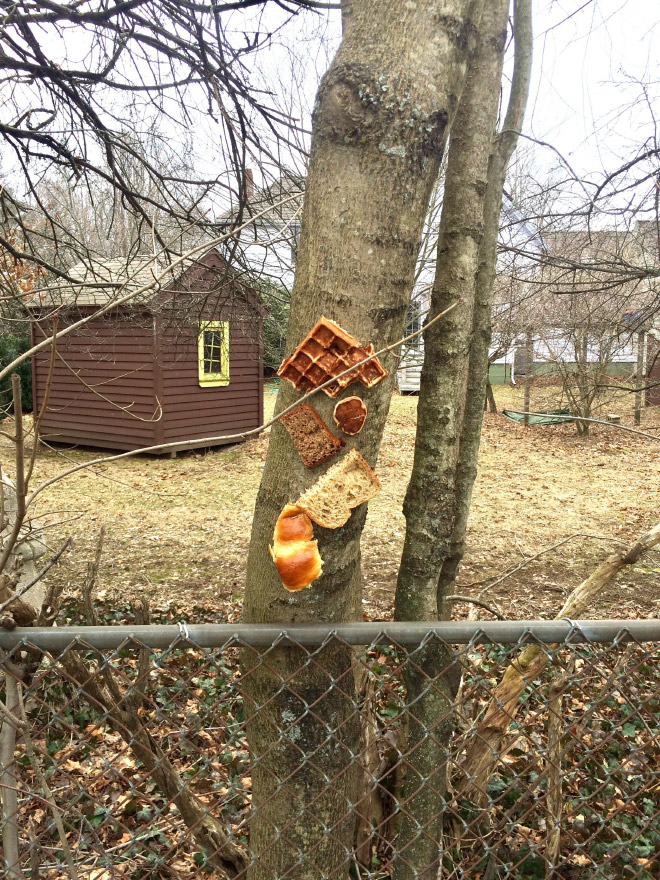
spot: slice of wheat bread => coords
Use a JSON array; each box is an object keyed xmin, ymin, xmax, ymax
[
  {"xmin": 280, "ymin": 403, "xmax": 345, "ymax": 468},
  {"xmin": 296, "ymin": 449, "xmax": 380, "ymax": 529}
]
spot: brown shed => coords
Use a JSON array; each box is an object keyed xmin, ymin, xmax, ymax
[{"xmin": 30, "ymin": 248, "xmax": 265, "ymax": 454}]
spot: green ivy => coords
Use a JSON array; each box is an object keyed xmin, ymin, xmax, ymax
[{"xmin": 0, "ymin": 331, "xmax": 32, "ymax": 413}]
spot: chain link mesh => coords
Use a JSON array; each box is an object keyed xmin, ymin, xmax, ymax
[{"xmin": 1, "ymin": 628, "xmax": 659, "ymax": 879}]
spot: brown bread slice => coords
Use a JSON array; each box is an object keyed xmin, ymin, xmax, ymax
[
  {"xmin": 296, "ymin": 449, "xmax": 380, "ymax": 528},
  {"xmin": 280, "ymin": 403, "xmax": 345, "ymax": 468}
]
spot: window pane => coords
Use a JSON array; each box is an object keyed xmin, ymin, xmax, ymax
[{"xmin": 204, "ymin": 329, "xmax": 223, "ymax": 374}]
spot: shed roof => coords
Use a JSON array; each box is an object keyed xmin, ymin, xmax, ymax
[
  {"xmin": 219, "ymin": 172, "xmax": 304, "ymax": 229},
  {"xmin": 34, "ymin": 255, "xmax": 171, "ymax": 309},
  {"xmin": 34, "ymin": 248, "xmax": 267, "ymax": 315}
]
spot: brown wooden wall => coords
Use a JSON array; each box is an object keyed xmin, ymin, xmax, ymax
[
  {"xmin": 32, "ymin": 314, "xmax": 158, "ymax": 450},
  {"xmin": 31, "ymin": 259, "xmax": 264, "ymax": 453},
  {"xmin": 158, "ymin": 302, "xmax": 263, "ymax": 446}
]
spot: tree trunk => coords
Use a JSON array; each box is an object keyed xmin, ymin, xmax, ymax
[
  {"xmin": 485, "ymin": 378, "xmax": 497, "ymax": 413},
  {"xmin": 523, "ymin": 330, "xmax": 533, "ymax": 427},
  {"xmin": 436, "ymin": 0, "xmax": 533, "ymax": 604},
  {"xmin": 392, "ymin": 3, "xmax": 512, "ymax": 878},
  {"xmin": 634, "ymin": 329, "xmax": 646, "ymax": 426},
  {"xmin": 240, "ymin": 4, "xmax": 481, "ymax": 879},
  {"xmin": 0, "ymin": 674, "xmax": 21, "ymax": 880}
]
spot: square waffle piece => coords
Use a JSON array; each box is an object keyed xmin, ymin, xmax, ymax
[{"xmin": 277, "ymin": 316, "xmax": 388, "ymax": 398}]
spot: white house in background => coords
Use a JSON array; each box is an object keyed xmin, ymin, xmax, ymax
[
  {"xmin": 397, "ymin": 190, "xmax": 544, "ymax": 391},
  {"xmin": 217, "ymin": 174, "xmax": 658, "ymax": 392},
  {"xmin": 496, "ymin": 224, "xmax": 659, "ymax": 386},
  {"xmin": 218, "ymin": 171, "xmax": 303, "ymax": 293}
]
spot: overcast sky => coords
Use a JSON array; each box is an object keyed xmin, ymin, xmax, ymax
[
  {"xmin": 242, "ymin": 0, "xmax": 660, "ymax": 197},
  {"xmin": 529, "ymin": 0, "xmax": 660, "ymax": 176}
]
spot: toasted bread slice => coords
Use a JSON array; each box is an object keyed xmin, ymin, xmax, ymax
[
  {"xmin": 296, "ymin": 449, "xmax": 380, "ymax": 529},
  {"xmin": 333, "ymin": 396, "xmax": 367, "ymax": 435}
]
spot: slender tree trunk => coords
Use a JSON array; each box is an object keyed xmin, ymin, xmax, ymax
[
  {"xmin": 634, "ymin": 329, "xmax": 646, "ymax": 426},
  {"xmin": 485, "ymin": 377, "xmax": 497, "ymax": 413},
  {"xmin": 523, "ymin": 330, "xmax": 533, "ymax": 427},
  {"xmin": 391, "ymin": 4, "xmax": 510, "ymax": 878},
  {"xmin": 436, "ymin": 0, "xmax": 533, "ymax": 603},
  {"xmin": 0, "ymin": 674, "xmax": 21, "ymax": 880},
  {"xmin": 240, "ymin": 4, "xmax": 482, "ymax": 879}
]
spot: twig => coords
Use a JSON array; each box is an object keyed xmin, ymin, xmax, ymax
[
  {"xmin": 504, "ymin": 410, "xmax": 660, "ymax": 442},
  {"xmin": 444, "ymin": 594, "xmax": 505, "ymax": 619},
  {"xmin": 82, "ymin": 526, "xmax": 105, "ymax": 628},
  {"xmin": 16, "ymin": 683, "xmax": 80, "ymax": 880},
  {"xmin": 0, "ymin": 671, "xmax": 21, "ymax": 879},
  {"xmin": 55, "ymin": 350, "xmax": 164, "ymax": 423},
  {"xmin": 24, "ymin": 316, "xmax": 58, "ymax": 487},
  {"xmin": 457, "ymin": 533, "xmax": 629, "ymax": 593},
  {"xmin": 36, "ymin": 577, "xmax": 66, "ymax": 627},
  {"xmin": 81, "ymin": 527, "xmax": 123, "ymax": 706},
  {"xmin": 0, "ymin": 691, "xmax": 26, "ymax": 733},
  {"xmin": 0, "ymin": 377, "xmax": 26, "ymax": 574},
  {"xmin": 132, "ymin": 598, "xmax": 152, "ymax": 709},
  {"xmin": 545, "ymin": 666, "xmax": 573, "ymax": 877},
  {"xmin": 27, "ymin": 298, "xmax": 463, "ymax": 506}
]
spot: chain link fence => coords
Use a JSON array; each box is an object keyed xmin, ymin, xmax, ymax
[{"xmin": 1, "ymin": 621, "xmax": 660, "ymax": 879}]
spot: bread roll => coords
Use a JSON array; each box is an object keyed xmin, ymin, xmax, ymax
[{"xmin": 269, "ymin": 504, "xmax": 322, "ymax": 591}]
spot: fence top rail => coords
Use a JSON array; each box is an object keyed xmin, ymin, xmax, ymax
[{"xmin": 1, "ymin": 619, "xmax": 660, "ymax": 650}]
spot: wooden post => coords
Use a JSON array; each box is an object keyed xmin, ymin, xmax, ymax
[
  {"xmin": 523, "ymin": 330, "xmax": 533, "ymax": 427},
  {"xmin": 634, "ymin": 329, "xmax": 645, "ymax": 427}
]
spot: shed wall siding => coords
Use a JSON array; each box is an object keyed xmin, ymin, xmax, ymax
[
  {"xmin": 33, "ymin": 318, "xmax": 157, "ymax": 448},
  {"xmin": 31, "ymin": 249, "xmax": 265, "ymax": 452},
  {"xmin": 159, "ymin": 312, "xmax": 262, "ymax": 443}
]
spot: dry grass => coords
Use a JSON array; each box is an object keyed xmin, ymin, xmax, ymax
[{"xmin": 2, "ymin": 380, "xmax": 659, "ymax": 621}]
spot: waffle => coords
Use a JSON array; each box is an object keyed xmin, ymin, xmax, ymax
[{"xmin": 277, "ymin": 316, "xmax": 388, "ymax": 398}]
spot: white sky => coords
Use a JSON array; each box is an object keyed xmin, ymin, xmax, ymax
[
  {"xmin": 5, "ymin": 0, "xmax": 659, "ymax": 221},
  {"xmin": 529, "ymin": 0, "xmax": 660, "ymax": 177},
  {"xmin": 246, "ymin": 0, "xmax": 660, "ymax": 192}
]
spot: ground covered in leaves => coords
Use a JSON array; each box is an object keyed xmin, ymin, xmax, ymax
[
  {"xmin": 3, "ymin": 382, "xmax": 660, "ymax": 880},
  {"xmin": 2, "ymin": 381, "xmax": 659, "ymax": 622}
]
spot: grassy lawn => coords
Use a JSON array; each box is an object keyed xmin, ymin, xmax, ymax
[{"xmin": 3, "ymin": 381, "xmax": 659, "ymax": 621}]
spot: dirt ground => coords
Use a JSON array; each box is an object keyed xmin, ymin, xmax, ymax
[{"xmin": 2, "ymin": 381, "xmax": 659, "ymax": 622}]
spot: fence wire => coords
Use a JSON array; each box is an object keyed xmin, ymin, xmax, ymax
[{"xmin": 1, "ymin": 624, "xmax": 659, "ymax": 879}]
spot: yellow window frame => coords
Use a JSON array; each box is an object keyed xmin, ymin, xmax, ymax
[{"xmin": 198, "ymin": 321, "xmax": 229, "ymax": 387}]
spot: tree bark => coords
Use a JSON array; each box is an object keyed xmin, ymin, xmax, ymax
[
  {"xmin": 0, "ymin": 673, "xmax": 21, "ymax": 880},
  {"xmin": 436, "ymin": 0, "xmax": 533, "ymax": 603},
  {"xmin": 240, "ymin": 4, "xmax": 482, "ymax": 879},
  {"xmin": 391, "ymin": 5, "xmax": 509, "ymax": 878},
  {"xmin": 485, "ymin": 378, "xmax": 497, "ymax": 413},
  {"xmin": 523, "ymin": 330, "xmax": 533, "ymax": 427},
  {"xmin": 634, "ymin": 329, "xmax": 646, "ymax": 426}
]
